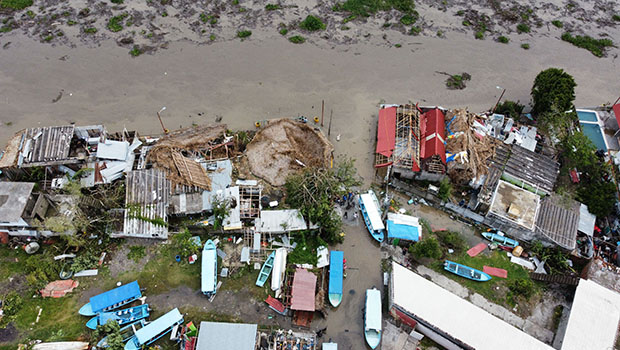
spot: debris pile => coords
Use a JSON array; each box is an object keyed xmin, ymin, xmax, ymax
[
  {"xmin": 445, "ymin": 109, "xmax": 497, "ymax": 185},
  {"xmin": 246, "ymin": 119, "xmax": 333, "ymax": 187},
  {"xmin": 147, "ymin": 124, "xmax": 229, "ymax": 190}
]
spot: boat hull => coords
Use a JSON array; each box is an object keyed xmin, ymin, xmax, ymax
[
  {"xmin": 201, "ymin": 240, "xmax": 218, "ymax": 296},
  {"xmin": 86, "ymin": 304, "xmax": 150, "ymax": 330},
  {"xmin": 359, "ymin": 199, "xmax": 385, "ymax": 243},
  {"xmin": 255, "ymin": 251, "xmax": 275, "ymax": 287},
  {"xmin": 328, "ymin": 293, "xmax": 342, "ymax": 307},
  {"xmin": 444, "ymin": 260, "xmax": 492, "ymax": 282},
  {"xmin": 78, "ymin": 303, "xmax": 95, "ymax": 316},
  {"xmin": 365, "ymin": 330, "xmax": 381, "ymax": 349},
  {"xmin": 96, "ymin": 319, "xmax": 146, "ymax": 348},
  {"xmin": 364, "ymin": 288, "xmax": 382, "ymax": 349},
  {"xmin": 481, "ymin": 231, "xmax": 519, "ymax": 248}
]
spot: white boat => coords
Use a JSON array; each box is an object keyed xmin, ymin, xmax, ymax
[
  {"xmin": 364, "ymin": 288, "xmax": 382, "ymax": 349},
  {"xmin": 270, "ymin": 248, "xmax": 287, "ymax": 298},
  {"xmin": 359, "ymin": 190, "xmax": 385, "ymax": 243},
  {"xmin": 201, "ymin": 240, "xmax": 217, "ymax": 297}
]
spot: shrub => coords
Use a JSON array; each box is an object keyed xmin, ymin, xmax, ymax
[
  {"xmin": 521, "ymin": 43, "xmax": 530, "ymax": 49},
  {"xmin": 508, "ymin": 279, "xmax": 535, "ymax": 299},
  {"xmin": 394, "ymin": 43, "xmax": 401, "ymax": 48},
  {"xmin": 237, "ymin": 29, "xmax": 252, "ymax": 38},
  {"xmin": 516, "ymin": 23, "xmax": 530, "ymax": 33},
  {"xmin": 200, "ymin": 13, "xmax": 208, "ymax": 23},
  {"xmin": 84, "ymin": 27, "xmax": 97, "ymax": 34},
  {"xmin": 531, "ymin": 68, "xmax": 576, "ymax": 115},
  {"xmin": 279, "ymin": 28, "xmax": 288, "ymax": 35},
  {"xmin": 0, "ymin": 0, "xmax": 32, "ymax": 10},
  {"xmin": 446, "ymin": 72, "xmax": 471, "ymax": 90},
  {"xmin": 551, "ymin": 20, "xmax": 563, "ymax": 28},
  {"xmin": 495, "ymin": 100, "xmax": 525, "ymax": 118},
  {"xmin": 265, "ymin": 3, "xmax": 282, "ymax": 10},
  {"xmin": 612, "ymin": 14, "xmax": 620, "ymax": 21},
  {"xmin": 462, "ymin": 20, "xmax": 471, "ymax": 26},
  {"xmin": 110, "ymin": 0, "xmax": 123, "ymax": 3},
  {"xmin": 289, "ymin": 35, "xmax": 305, "ymax": 43},
  {"xmin": 497, "ymin": 35, "xmax": 509, "ymax": 43},
  {"xmin": 438, "ymin": 177, "xmax": 452, "ymax": 201},
  {"xmin": 107, "ymin": 13, "xmax": 127, "ymax": 32},
  {"xmin": 411, "ymin": 236, "xmax": 442, "ymax": 260},
  {"xmin": 561, "ymin": 32, "xmax": 613, "ymax": 57},
  {"xmin": 475, "ymin": 30, "xmax": 484, "ymax": 39},
  {"xmin": 299, "ymin": 15, "xmax": 326, "ymax": 31},
  {"xmin": 436, "ymin": 231, "xmax": 467, "ymax": 253},
  {"xmin": 333, "ymin": 0, "xmax": 417, "ymax": 18},
  {"xmin": 400, "ymin": 13, "xmax": 417, "ymax": 25},
  {"xmin": 409, "ymin": 26, "xmax": 421, "ymax": 35},
  {"xmin": 0, "ymin": 292, "xmax": 23, "ymax": 327}
]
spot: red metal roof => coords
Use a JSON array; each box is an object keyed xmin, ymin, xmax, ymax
[
  {"xmin": 376, "ymin": 107, "xmax": 397, "ymax": 158},
  {"xmin": 265, "ymin": 295, "xmax": 286, "ymax": 314},
  {"xmin": 290, "ymin": 268, "xmax": 316, "ymax": 311},
  {"xmin": 420, "ymin": 109, "xmax": 446, "ymax": 163},
  {"xmin": 613, "ymin": 104, "xmax": 620, "ymax": 129}
]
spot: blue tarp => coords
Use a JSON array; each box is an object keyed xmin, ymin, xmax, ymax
[
  {"xmin": 90, "ymin": 281, "xmax": 141, "ymax": 313},
  {"xmin": 328, "ymin": 251, "xmax": 343, "ymax": 295},
  {"xmin": 135, "ymin": 308, "xmax": 183, "ymax": 345},
  {"xmin": 387, "ymin": 220, "xmax": 420, "ymax": 242}
]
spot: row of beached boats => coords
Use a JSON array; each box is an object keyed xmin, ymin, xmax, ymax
[{"xmin": 78, "ymin": 281, "xmax": 184, "ymax": 349}]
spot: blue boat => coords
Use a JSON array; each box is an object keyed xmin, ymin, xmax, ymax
[
  {"xmin": 328, "ymin": 251, "xmax": 344, "ymax": 307},
  {"xmin": 124, "ymin": 308, "xmax": 184, "ymax": 350},
  {"xmin": 481, "ymin": 231, "xmax": 519, "ymax": 248},
  {"xmin": 359, "ymin": 190, "xmax": 385, "ymax": 243},
  {"xmin": 86, "ymin": 304, "xmax": 150, "ymax": 330},
  {"xmin": 79, "ymin": 281, "xmax": 142, "ymax": 316},
  {"xmin": 443, "ymin": 260, "xmax": 492, "ymax": 282},
  {"xmin": 96, "ymin": 319, "xmax": 147, "ymax": 348},
  {"xmin": 364, "ymin": 288, "xmax": 382, "ymax": 349},
  {"xmin": 201, "ymin": 240, "xmax": 217, "ymax": 297},
  {"xmin": 256, "ymin": 251, "xmax": 275, "ymax": 287}
]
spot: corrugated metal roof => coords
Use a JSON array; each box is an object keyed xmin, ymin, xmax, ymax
[
  {"xmin": 135, "ymin": 308, "xmax": 183, "ymax": 345},
  {"xmin": 21, "ymin": 125, "xmax": 76, "ymax": 167},
  {"xmin": 290, "ymin": 268, "xmax": 316, "ymax": 311},
  {"xmin": 390, "ymin": 262, "xmax": 554, "ymax": 350},
  {"xmin": 96, "ymin": 140, "xmax": 129, "ymax": 161},
  {"xmin": 196, "ymin": 321, "xmax": 257, "ymax": 350},
  {"xmin": 420, "ymin": 108, "xmax": 446, "ymax": 163},
  {"xmin": 255, "ymin": 209, "xmax": 308, "ymax": 233},
  {"xmin": 89, "ymin": 281, "xmax": 141, "ymax": 313},
  {"xmin": 535, "ymin": 195, "xmax": 579, "ymax": 250},
  {"xmin": 376, "ymin": 107, "xmax": 397, "ymax": 157},
  {"xmin": 561, "ymin": 279, "xmax": 620, "ymax": 350},
  {"xmin": 578, "ymin": 204, "xmax": 596, "ymax": 236},
  {"xmin": 120, "ymin": 169, "xmax": 170, "ymax": 239}
]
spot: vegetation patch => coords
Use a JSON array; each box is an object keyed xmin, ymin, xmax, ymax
[
  {"xmin": 127, "ymin": 245, "xmax": 146, "ymax": 263},
  {"xmin": 299, "ymin": 14, "xmax": 326, "ymax": 31},
  {"xmin": 237, "ymin": 29, "xmax": 252, "ymax": 38},
  {"xmin": 279, "ymin": 28, "xmax": 288, "ymax": 35},
  {"xmin": 561, "ymin": 32, "xmax": 613, "ymax": 57},
  {"xmin": 445, "ymin": 72, "xmax": 471, "ymax": 90},
  {"xmin": 333, "ymin": 0, "xmax": 417, "ymax": 18},
  {"xmin": 551, "ymin": 20, "xmax": 563, "ymax": 28},
  {"xmin": 265, "ymin": 3, "xmax": 282, "ymax": 11},
  {"xmin": 521, "ymin": 43, "xmax": 530, "ymax": 49},
  {"xmin": 107, "ymin": 13, "xmax": 128, "ymax": 32},
  {"xmin": 613, "ymin": 14, "xmax": 620, "ymax": 22},
  {"xmin": 516, "ymin": 23, "xmax": 530, "ymax": 33},
  {"xmin": 288, "ymin": 35, "xmax": 305, "ymax": 44},
  {"xmin": 495, "ymin": 100, "xmax": 524, "ymax": 118},
  {"xmin": 409, "ymin": 26, "xmax": 421, "ymax": 35},
  {"xmin": 0, "ymin": 0, "xmax": 32, "ymax": 10},
  {"xmin": 410, "ymin": 236, "xmax": 441, "ymax": 259},
  {"xmin": 497, "ymin": 35, "xmax": 509, "ymax": 43},
  {"xmin": 399, "ymin": 13, "xmax": 417, "ymax": 25}
]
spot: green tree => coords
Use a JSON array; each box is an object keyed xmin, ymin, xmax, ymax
[
  {"xmin": 560, "ymin": 130, "xmax": 598, "ymax": 171},
  {"xmin": 537, "ymin": 105, "xmax": 576, "ymax": 141},
  {"xmin": 410, "ymin": 236, "xmax": 441, "ymax": 259},
  {"xmin": 531, "ymin": 68, "xmax": 576, "ymax": 116},
  {"xmin": 578, "ymin": 177, "xmax": 616, "ymax": 217},
  {"xmin": 211, "ymin": 195, "xmax": 231, "ymax": 230},
  {"xmin": 494, "ymin": 100, "xmax": 525, "ymax": 119},
  {"xmin": 438, "ymin": 177, "xmax": 452, "ymax": 202},
  {"xmin": 94, "ymin": 320, "xmax": 124, "ymax": 350}
]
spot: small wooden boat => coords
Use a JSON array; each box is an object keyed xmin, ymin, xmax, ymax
[
  {"xmin": 443, "ymin": 260, "xmax": 492, "ymax": 282},
  {"xmin": 255, "ymin": 251, "xmax": 275, "ymax": 287},
  {"xmin": 79, "ymin": 281, "xmax": 141, "ymax": 316},
  {"xmin": 359, "ymin": 190, "xmax": 385, "ymax": 243},
  {"xmin": 124, "ymin": 308, "xmax": 184, "ymax": 350},
  {"xmin": 201, "ymin": 240, "xmax": 217, "ymax": 297},
  {"xmin": 96, "ymin": 319, "xmax": 147, "ymax": 348},
  {"xmin": 86, "ymin": 304, "xmax": 150, "ymax": 330},
  {"xmin": 328, "ymin": 251, "xmax": 344, "ymax": 307},
  {"xmin": 481, "ymin": 231, "xmax": 519, "ymax": 248},
  {"xmin": 364, "ymin": 288, "xmax": 382, "ymax": 349}
]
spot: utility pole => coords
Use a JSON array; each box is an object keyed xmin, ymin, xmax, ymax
[
  {"xmin": 328, "ymin": 109, "xmax": 333, "ymax": 136},
  {"xmin": 321, "ymin": 100, "xmax": 325, "ymax": 127},
  {"xmin": 613, "ymin": 95, "xmax": 620, "ymax": 106},
  {"xmin": 157, "ymin": 107, "xmax": 168, "ymax": 134},
  {"xmin": 492, "ymin": 86, "xmax": 506, "ymax": 114}
]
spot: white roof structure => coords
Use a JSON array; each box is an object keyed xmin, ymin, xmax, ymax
[
  {"xmin": 196, "ymin": 321, "xmax": 257, "ymax": 350},
  {"xmin": 578, "ymin": 204, "xmax": 596, "ymax": 236},
  {"xmin": 390, "ymin": 262, "xmax": 554, "ymax": 350},
  {"xmin": 360, "ymin": 193, "xmax": 385, "ymax": 231},
  {"xmin": 255, "ymin": 209, "xmax": 308, "ymax": 233},
  {"xmin": 561, "ymin": 279, "xmax": 620, "ymax": 350},
  {"xmin": 96, "ymin": 140, "xmax": 129, "ymax": 161}
]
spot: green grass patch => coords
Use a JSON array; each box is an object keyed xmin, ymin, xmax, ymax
[
  {"xmin": 265, "ymin": 3, "xmax": 282, "ymax": 11},
  {"xmin": 521, "ymin": 43, "xmax": 530, "ymax": 49},
  {"xmin": 12, "ymin": 295, "xmax": 85, "ymax": 342},
  {"xmin": 561, "ymin": 32, "xmax": 613, "ymax": 57},
  {"xmin": 288, "ymin": 35, "xmax": 305, "ymax": 43},
  {"xmin": 475, "ymin": 30, "xmax": 484, "ymax": 39},
  {"xmin": 127, "ymin": 245, "xmax": 146, "ymax": 263},
  {"xmin": 299, "ymin": 14, "xmax": 325, "ymax": 31},
  {"xmin": 333, "ymin": 0, "xmax": 417, "ymax": 18},
  {"xmin": 394, "ymin": 43, "xmax": 401, "ymax": 48},
  {"xmin": 111, "ymin": 0, "xmax": 123, "ymax": 3},
  {"xmin": 516, "ymin": 23, "xmax": 530, "ymax": 33},
  {"xmin": 551, "ymin": 20, "xmax": 563, "ymax": 28},
  {"xmin": 409, "ymin": 25, "xmax": 421, "ymax": 35},
  {"xmin": 399, "ymin": 13, "xmax": 417, "ymax": 25},
  {"xmin": 107, "ymin": 13, "xmax": 128, "ymax": 32},
  {"xmin": 0, "ymin": 0, "xmax": 32, "ymax": 10},
  {"xmin": 279, "ymin": 27, "xmax": 288, "ymax": 35},
  {"xmin": 497, "ymin": 35, "xmax": 509, "ymax": 43},
  {"xmin": 43, "ymin": 34, "xmax": 54, "ymax": 42},
  {"xmin": 612, "ymin": 14, "xmax": 620, "ymax": 21},
  {"xmin": 209, "ymin": 33, "xmax": 215, "ymax": 41},
  {"xmin": 445, "ymin": 72, "xmax": 471, "ymax": 90},
  {"xmin": 237, "ymin": 29, "xmax": 252, "ymax": 38},
  {"xmin": 84, "ymin": 27, "xmax": 97, "ymax": 34}
]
